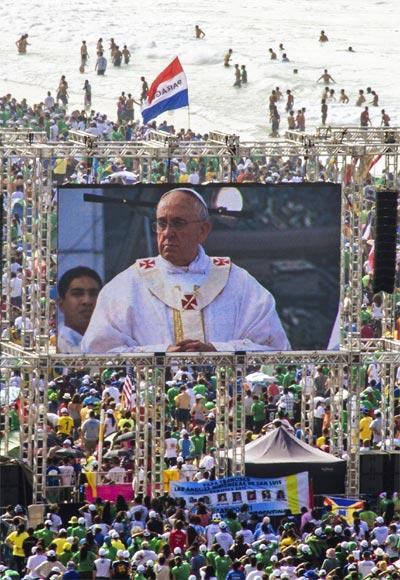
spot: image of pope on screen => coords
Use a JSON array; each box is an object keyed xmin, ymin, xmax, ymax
[{"xmin": 81, "ymin": 188, "xmax": 290, "ymax": 354}]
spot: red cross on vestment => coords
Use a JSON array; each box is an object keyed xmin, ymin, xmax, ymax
[
  {"xmin": 212, "ymin": 257, "xmax": 230, "ymax": 266},
  {"xmin": 138, "ymin": 258, "xmax": 156, "ymax": 269},
  {"xmin": 181, "ymin": 294, "xmax": 198, "ymax": 310}
]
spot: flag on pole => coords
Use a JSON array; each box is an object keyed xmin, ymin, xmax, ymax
[
  {"xmin": 141, "ymin": 57, "xmax": 189, "ymax": 124},
  {"xmin": 122, "ymin": 366, "xmax": 135, "ymax": 410}
]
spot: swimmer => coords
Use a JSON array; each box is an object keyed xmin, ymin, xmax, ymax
[
  {"xmin": 328, "ymin": 88, "xmax": 336, "ymax": 102},
  {"xmin": 110, "ymin": 38, "xmax": 117, "ymax": 59},
  {"xmin": 356, "ymin": 89, "xmax": 366, "ymax": 107},
  {"xmin": 275, "ymin": 86, "xmax": 282, "ymax": 100},
  {"xmin": 279, "ymin": 43, "xmax": 285, "ymax": 51},
  {"xmin": 224, "ymin": 49, "xmax": 233, "ymax": 67},
  {"xmin": 296, "ymin": 109, "xmax": 305, "ymax": 132},
  {"xmin": 339, "ymin": 89, "xmax": 349, "ymax": 104},
  {"xmin": 319, "ymin": 30, "xmax": 329, "ymax": 42},
  {"xmin": 233, "ymin": 64, "xmax": 241, "ymax": 87},
  {"xmin": 348, "ymin": 46, "xmax": 354, "ymax": 52},
  {"xmin": 113, "ymin": 45, "xmax": 122, "ymax": 67},
  {"xmin": 195, "ymin": 25, "xmax": 205, "ymax": 39},
  {"xmin": 293, "ymin": 68, "xmax": 298, "ymax": 74},
  {"xmin": 317, "ymin": 69, "xmax": 335, "ymax": 83},
  {"xmin": 285, "ymin": 89, "xmax": 294, "ymax": 112},
  {"xmin": 270, "ymin": 109, "xmax": 280, "ymax": 137},
  {"xmin": 321, "ymin": 99, "xmax": 328, "ymax": 126},
  {"xmin": 140, "ymin": 77, "xmax": 149, "ymax": 103},
  {"xmin": 269, "ymin": 90, "xmax": 277, "ymax": 111},
  {"xmin": 80, "ymin": 41, "xmax": 89, "ymax": 69},
  {"xmin": 360, "ymin": 106, "xmax": 371, "ymax": 127},
  {"xmin": 241, "ymin": 65, "xmax": 247, "ymax": 84},
  {"xmin": 97, "ymin": 38, "xmax": 103, "ymax": 55},
  {"xmin": 370, "ymin": 91, "xmax": 379, "ymax": 106},
  {"xmin": 321, "ymin": 86, "xmax": 330, "ymax": 100},
  {"xmin": 381, "ymin": 109, "xmax": 390, "ymax": 127},
  {"xmin": 16, "ymin": 34, "xmax": 29, "ymax": 55},
  {"xmin": 282, "ymin": 53, "xmax": 290, "ymax": 62},
  {"xmin": 269, "ymin": 48, "xmax": 277, "ymax": 60},
  {"xmin": 122, "ymin": 45, "xmax": 131, "ymax": 65},
  {"xmin": 56, "ymin": 75, "xmax": 69, "ymax": 107},
  {"xmin": 287, "ymin": 110, "xmax": 296, "ymax": 130}
]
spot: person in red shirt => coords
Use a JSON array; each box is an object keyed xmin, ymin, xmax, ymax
[{"xmin": 169, "ymin": 520, "xmax": 187, "ymax": 552}]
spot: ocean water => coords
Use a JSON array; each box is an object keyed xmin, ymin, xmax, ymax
[{"xmin": 0, "ymin": 0, "xmax": 398, "ymax": 138}]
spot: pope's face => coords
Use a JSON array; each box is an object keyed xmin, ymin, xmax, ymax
[
  {"xmin": 156, "ymin": 191, "xmax": 211, "ymax": 266},
  {"xmin": 59, "ymin": 276, "xmax": 101, "ymax": 335}
]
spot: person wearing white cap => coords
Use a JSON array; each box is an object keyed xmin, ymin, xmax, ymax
[
  {"xmin": 81, "ymin": 188, "xmax": 289, "ymax": 354},
  {"xmin": 111, "ymin": 549, "xmax": 131, "ymax": 578},
  {"xmin": 215, "ymin": 521, "xmax": 234, "ymax": 553},
  {"xmin": 371, "ymin": 517, "xmax": 389, "ymax": 545},
  {"xmin": 94, "ymin": 548, "xmax": 112, "ymax": 578}
]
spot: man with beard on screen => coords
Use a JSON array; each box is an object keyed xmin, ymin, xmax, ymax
[{"xmin": 81, "ymin": 188, "xmax": 289, "ymax": 353}]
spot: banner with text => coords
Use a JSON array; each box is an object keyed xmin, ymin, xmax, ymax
[{"xmin": 170, "ymin": 472, "xmax": 309, "ymax": 515}]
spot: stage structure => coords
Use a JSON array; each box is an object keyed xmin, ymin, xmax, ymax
[{"xmin": 1, "ymin": 127, "xmax": 400, "ymax": 502}]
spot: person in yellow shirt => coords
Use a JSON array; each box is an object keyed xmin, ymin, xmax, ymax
[
  {"xmin": 110, "ymin": 532, "xmax": 126, "ymax": 552},
  {"xmin": 6, "ymin": 523, "xmax": 29, "ymax": 575},
  {"xmin": 178, "ymin": 172, "xmax": 189, "ymax": 183},
  {"xmin": 359, "ymin": 409, "xmax": 372, "ymax": 444},
  {"xmin": 163, "ymin": 462, "xmax": 182, "ymax": 492},
  {"xmin": 52, "ymin": 529, "xmax": 69, "ymax": 555},
  {"xmin": 316, "ymin": 428, "xmax": 329, "ymax": 449},
  {"xmin": 80, "ymin": 402, "xmax": 94, "ymax": 423},
  {"xmin": 117, "ymin": 410, "xmax": 134, "ymax": 431},
  {"xmin": 57, "ymin": 409, "xmax": 74, "ymax": 437}
]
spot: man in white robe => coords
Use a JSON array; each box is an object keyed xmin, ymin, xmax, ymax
[
  {"xmin": 81, "ymin": 188, "xmax": 289, "ymax": 353},
  {"xmin": 58, "ymin": 266, "xmax": 102, "ymax": 353}
]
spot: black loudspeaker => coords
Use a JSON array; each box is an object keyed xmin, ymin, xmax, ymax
[
  {"xmin": 0, "ymin": 458, "xmax": 33, "ymax": 506},
  {"xmin": 359, "ymin": 453, "xmax": 400, "ymax": 495},
  {"xmin": 373, "ymin": 190, "xmax": 398, "ymax": 294}
]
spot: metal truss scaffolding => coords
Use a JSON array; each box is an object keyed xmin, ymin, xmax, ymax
[{"xmin": 1, "ymin": 128, "xmax": 400, "ymax": 502}]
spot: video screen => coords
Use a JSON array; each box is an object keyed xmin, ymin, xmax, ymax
[{"xmin": 57, "ymin": 183, "xmax": 341, "ymax": 354}]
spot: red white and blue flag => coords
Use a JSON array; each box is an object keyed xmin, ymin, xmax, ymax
[{"xmin": 141, "ymin": 57, "xmax": 189, "ymax": 124}]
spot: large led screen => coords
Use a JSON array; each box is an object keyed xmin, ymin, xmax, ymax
[{"xmin": 57, "ymin": 183, "xmax": 341, "ymax": 353}]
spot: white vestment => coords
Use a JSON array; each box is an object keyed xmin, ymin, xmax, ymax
[
  {"xmin": 81, "ymin": 247, "xmax": 290, "ymax": 353},
  {"xmin": 58, "ymin": 324, "xmax": 83, "ymax": 353}
]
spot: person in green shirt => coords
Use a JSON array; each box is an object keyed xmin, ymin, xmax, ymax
[
  {"xmin": 59, "ymin": 543, "xmax": 74, "ymax": 565},
  {"xmin": 72, "ymin": 544, "xmax": 97, "ymax": 577},
  {"xmin": 69, "ymin": 519, "xmax": 87, "ymax": 542},
  {"xmin": 225, "ymin": 511, "xmax": 241, "ymax": 537},
  {"xmin": 0, "ymin": 567, "xmax": 19, "ymax": 580},
  {"xmin": 206, "ymin": 546, "xmax": 218, "ymax": 569},
  {"xmin": 190, "ymin": 427, "xmax": 206, "ymax": 464},
  {"xmin": 34, "ymin": 522, "xmax": 54, "ymax": 547},
  {"xmin": 134, "ymin": 564, "xmax": 146, "ymax": 580},
  {"xmin": 171, "ymin": 557, "xmax": 191, "ymax": 580},
  {"xmin": 193, "ymin": 383, "xmax": 208, "ymax": 397},
  {"xmin": 255, "ymin": 542, "xmax": 276, "ymax": 567},
  {"xmin": 167, "ymin": 385, "xmax": 180, "ymax": 412},
  {"xmin": 67, "ymin": 516, "xmax": 79, "ymax": 537},
  {"xmin": 215, "ymin": 548, "xmax": 231, "ymax": 580},
  {"xmin": 251, "ymin": 395, "xmax": 266, "ymax": 433}
]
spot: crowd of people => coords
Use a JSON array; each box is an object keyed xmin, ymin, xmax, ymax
[
  {"xmin": 13, "ymin": 26, "xmax": 395, "ymax": 139},
  {"xmin": 1, "ymin": 360, "xmax": 400, "ymax": 578}
]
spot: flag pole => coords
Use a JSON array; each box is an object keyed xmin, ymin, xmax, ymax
[{"xmin": 187, "ymin": 105, "xmax": 191, "ymax": 130}]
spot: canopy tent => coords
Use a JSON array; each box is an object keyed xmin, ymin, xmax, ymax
[{"xmin": 231, "ymin": 426, "xmax": 346, "ymax": 494}]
